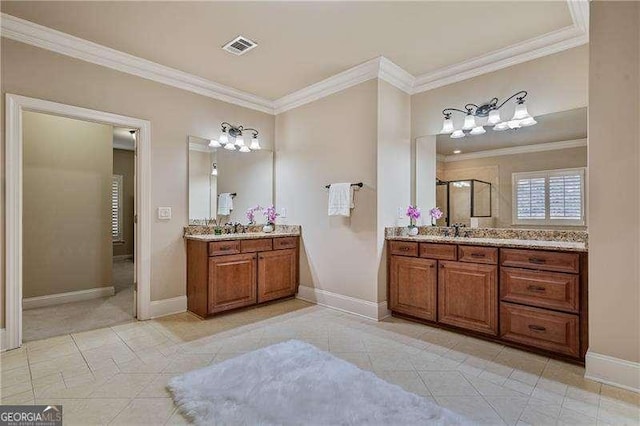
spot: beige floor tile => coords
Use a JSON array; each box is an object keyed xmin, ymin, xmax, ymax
[
  {"xmin": 29, "ymin": 352, "xmax": 89, "ymax": 380},
  {"xmin": 82, "ymin": 341, "xmax": 137, "ymax": 370},
  {"xmin": 598, "ymin": 397, "xmax": 640, "ymax": 425},
  {"xmin": 435, "ymin": 396, "xmax": 506, "ymax": 425},
  {"xmin": 0, "ymin": 347, "xmax": 29, "ymax": 371},
  {"xmin": 1, "ymin": 389, "xmax": 35, "ymax": 405},
  {"xmin": 519, "ymin": 404, "xmax": 560, "ymax": 426},
  {"xmin": 563, "ymin": 396, "xmax": 600, "ymax": 419},
  {"xmin": 165, "ymin": 408, "xmax": 191, "ymax": 425},
  {"xmin": 116, "ymin": 353, "xmax": 172, "ymax": 374},
  {"xmin": 375, "ymin": 370, "xmax": 431, "ymax": 397},
  {"xmin": 72, "ymin": 328, "xmax": 122, "ymax": 351},
  {"xmin": 163, "ymin": 354, "xmax": 214, "ymax": 374},
  {"xmin": 40, "ymin": 397, "xmax": 131, "ymax": 425},
  {"xmin": 558, "ymin": 407, "xmax": 597, "ymax": 425},
  {"xmin": 89, "ymin": 373, "xmax": 156, "ymax": 398},
  {"xmin": 419, "ymin": 371, "xmax": 479, "ymax": 396},
  {"xmin": 600, "ymin": 384, "xmax": 640, "ymax": 407},
  {"xmin": 110, "ymin": 397, "xmax": 176, "ymax": 425},
  {"xmin": 25, "ymin": 334, "xmax": 74, "ymax": 351},
  {"xmin": 27, "ymin": 340, "xmax": 80, "ymax": 364},
  {"xmin": 1, "ymin": 365, "xmax": 32, "ymax": 390},
  {"xmin": 331, "ymin": 352, "xmax": 374, "ymax": 371},
  {"xmin": 368, "ymin": 351, "xmax": 415, "ymax": 372},
  {"xmin": 485, "ymin": 396, "xmax": 530, "ymax": 425},
  {"xmin": 137, "ymin": 374, "xmax": 176, "ymax": 398},
  {"xmin": 464, "ymin": 374, "xmax": 529, "ymax": 397}
]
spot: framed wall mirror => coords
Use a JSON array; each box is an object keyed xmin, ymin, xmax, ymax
[{"xmin": 188, "ymin": 135, "xmax": 273, "ymax": 225}]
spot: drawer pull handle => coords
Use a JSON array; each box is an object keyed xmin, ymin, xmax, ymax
[
  {"xmin": 528, "ymin": 324, "xmax": 547, "ymax": 332},
  {"xmin": 529, "ymin": 257, "xmax": 546, "ymax": 264},
  {"xmin": 470, "ymin": 253, "xmax": 486, "ymax": 258},
  {"xmin": 527, "ymin": 285, "xmax": 546, "ymax": 293},
  {"xmin": 220, "ymin": 245, "xmax": 233, "ymax": 250},
  {"xmin": 399, "ymin": 247, "xmax": 411, "ymax": 252}
]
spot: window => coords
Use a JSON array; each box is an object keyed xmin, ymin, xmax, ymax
[
  {"xmin": 112, "ymin": 175, "xmax": 124, "ymax": 242},
  {"xmin": 512, "ymin": 168, "xmax": 585, "ymax": 226}
]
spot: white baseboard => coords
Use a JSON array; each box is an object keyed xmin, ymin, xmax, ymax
[
  {"xmin": 0, "ymin": 329, "xmax": 6, "ymax": 352},
  {"xmin": 149, "ymin": 296, "xmax": 187, "ymax": 319},
  {"xmin": 113, "ymin": 254, "xmax": 133, "ymax": 261},
  {"xmin": 585, "ymin": 350, "xmax": 640, "ymax": 393},
  {"xmin": 23, "ymin": 286, "xmax": 115, "ymax": 310},
  {"xmin": 296, "ymin": 285, "xmax": 388, "ymax": 321}
]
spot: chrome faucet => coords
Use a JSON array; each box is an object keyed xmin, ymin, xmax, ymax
[{"xmin": 452, "ymin": 223, "xmax": 466, "ymax": 237}]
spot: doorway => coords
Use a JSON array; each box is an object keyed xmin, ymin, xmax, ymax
[{"xmin": 4, "ymin": 94, "xmax": 151, "ymax": 350}]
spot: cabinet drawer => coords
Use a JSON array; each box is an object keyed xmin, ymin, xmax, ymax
[
  {"xmin": 389, "ymin": 241, "xmax": 418, "ymax": 257},
  {"xmin": 501, "ymin": 267, "xmax": 579, "ymax": 313},
  {"xmin": 241, "ymin": 238, "xmax": 273, "ymax": 253},
  {"xmin": 500, "ymin": 248, "xmax": 579, "ymax": 273},
  {"xmin": 273, "ymin": 237, "xmax": 298, "ymax": 250},
  {"xmin": 420, "ymin": 243, "xmax": 457, "ymax": 260},
  {"xmin": 500, "ymin": 302, "xmax": 579, "ymax": 357},
  {"xmin": 208, "ymin": 240, "xmax": 241, "ymax": 256},
  {"xmin": 458, "ymin": 245, "xmax": 498, "ymax": 264}
]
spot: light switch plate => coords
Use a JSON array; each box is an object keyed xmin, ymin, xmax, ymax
[
  {"xmin": 280, "ymin": 208, "xmax": 287, "ymax": 218},
  {"xmin": 158, "ymin": 207, "xmax": 172, "ymax": 220},
  {"xmin": 397, "ymin": 207, "xmax": 404, "ymax": 219}
]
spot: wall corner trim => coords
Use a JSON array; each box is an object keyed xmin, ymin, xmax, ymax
[
  {"xmin": 149, "ymin": 296, "xmax": 187, "ymax": 319},
  {"xmin": 296, "ymin": 285, "xmax": 387, "ymax": 321},
  {"xmin": 23, "ymin": 287, "xmax": 115, "ymax": 310},
  {"xmin": 585, "ymin": 350, "xmax": 640, "ymax": 393}
]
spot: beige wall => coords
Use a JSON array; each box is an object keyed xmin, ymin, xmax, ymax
[
  {"xmin": 377, "ymin": 80, "xmax": 411, "ymax": 301},
  {"xmin": 1, "ymin": 38, "xmax": 275, "ymax": 326},
  {"xmin": 275, "ymin": 80, "xmax": 379, "ymax": 302},
  {"xmin": 23, "ymin": 111, "xmax": 113, "ymax": 298},
  {"xmin": 410, "ymin": 45, "xmax": 589, "ymax": 201},
  {"xmin": 113, "ymin": 148, "xmax": 135, "ymax": 257},
  {"xmin": 441, "ymin": 145, "xmax": 588, "ymax": 229},
  {"xmin": 588, "ymin": 1, "xmax": 640, "ymax": 367}
]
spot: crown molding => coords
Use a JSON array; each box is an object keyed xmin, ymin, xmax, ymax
[
  {"xmin": 443, "ymin": 138, "xmax": 587, "ymax": 163},
  {"xmin": 1, "ymin": 0, "xmax": 588, "ymax": 115},
  {"xmin": 0, "ymin": 13, "xmax": 275, "ymax": 114}
]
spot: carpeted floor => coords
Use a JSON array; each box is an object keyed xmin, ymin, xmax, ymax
[{"xmin": 22, "ymin": 258, "xmax": 136, "ymax": 341}]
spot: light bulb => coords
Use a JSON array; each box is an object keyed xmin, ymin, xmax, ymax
[
  {"xmin": 493, "ymin": 122, "xmax": 509, "ymax": 131},
  {"xmin": 235, "ymin": 135, "xmax": 245, "ymax": 147},
  {"xmin": 519, "ymin": 117, "xmax": 537, "ymax": 127},
  {"xmin": 211, "ymin": 164, "xmax": 218, "ymax": 176},
  {"xmin": 487, "ymin": 109, "xmax": 501, "ymax": 125},
  {"xmin": 440, "ymin": 117, "xmax": 454, "ymax": 134},
  {"xmin": 219, "ymin": 132, "xmax": 229, "ymax": 145},
  {"xmin": 250, "ymin": 137, "xmax": 261, "ymax": 150},
  {"xmin": 224, "ymin": 142, "xmax": 236, "ymax": 150},
  {"xmin": 453, "ymin": 150, "xmax": 462, "ymax": 154},
  {"xmin": 209, "ymin": 139, "xmax": 221, "ymax": 148},
  {"xmin": 450, "ymin": 129, "xmax": 465, "ymax": 139},
  {"xmin": 512, "ymin": 102, "xmax": 530, "ymax": 120},
  {"xmin": 239, "ymin": 145, "xmax": 251, "ymax": 153},
  {"xmin": 470, "ymin": 126, "xmax": 486, "ymax": 135},
  {"xmin": 462, "ymin": 114, "xmax": 476, "ymax": 130}
]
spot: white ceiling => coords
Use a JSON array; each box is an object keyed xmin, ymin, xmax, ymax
[
  {"xmin": 1, "ymin": 1, "xmax": 574, "ymax": 100},
  {"xmin": 436, "ymin": 107, "xmax": 587, "ymax": 155}
]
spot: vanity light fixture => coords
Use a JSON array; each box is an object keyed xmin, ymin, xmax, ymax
[
  {"xmin": 440, "ymin": 90, "xmax": 536, "ymax": 138},
  {"xmin": 211, "ymin": 122, "xmax": 261, "ymax": 153}
]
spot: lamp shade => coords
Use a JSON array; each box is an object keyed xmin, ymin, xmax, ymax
[
  {"xmin": 250, "ymin": 137, "xmax": 261, "ymax": 150},
  {"xmin": 219, "ymin": 132, "xmax": 229, "ymax": 145},
  {"xmin": 224, "ymin": 141, "xmax": 236, "ymax": 150},
  {"xmin": 512, "ymin": 102, "xmax": 530, "ymax": 120},
  {"xmin": 235, "ymin": 135, "xmax": 245, "ymax": 147},
  {"xmin": 487, "ymin": 109, "xmax": 501, "ymax": 125},
  {"xmin": 440, "ymin": 117, "xmax": 454, "ymax": 134},
  {"xmin": 209, "ymin": 139, "xmax": 221, "ymax": 148},
  {"xmin": 462, "ymin": 114, "xmax": 476, "ymax": 130},
  {"xmin": 493, "ymin": 122, "xmax": 509, "ymax": 131},
  {"xmin": 470, "ymin": 126, "xmax": 486, "ymax": 135},
  {"xmin": 507, "ymin": 120, "xmax": 521, "ymax": 129},
  {"xmin": 450, "ymin": 129, "xmax": 465, "ymax": 139},
  {"xmin": 519, "ymin": 116, "xmax": 537, "ymax": 127},
  {"xmin": 239, "ymin": 145, "xmax": 251, "ymax": 153}
]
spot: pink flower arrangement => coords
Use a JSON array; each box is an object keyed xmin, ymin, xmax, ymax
[
  {"xmin": 406, "ymin": 205, "xmax": 421, "ymax": 227},
  {"xmin": 246, "ymin": 205, "xmax": 262, "ymax": 224},
  {"xmin": 263, "ymin": 205, "xmax": 279, "ymax": 225},
  {"xmin": 429, "ymin": 207, "xmax": 443, "ymax": 225}
]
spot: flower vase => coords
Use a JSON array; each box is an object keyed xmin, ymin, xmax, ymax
[
  {"xmin": 263, "ymin": 224, "xmax": 274, "ymax": 233},
  {"xmin": 407, "ymin": 226, "xmax": 419, "ymax": 236}
]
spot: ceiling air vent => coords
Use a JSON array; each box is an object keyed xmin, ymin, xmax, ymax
[{"xmin": 222, "ymin": 36, "xmax": 258, "ymax": 56}]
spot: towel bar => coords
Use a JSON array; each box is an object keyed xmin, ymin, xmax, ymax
[
  {"xmin": 324, "ymin": 182, "xmax": 363, "ymax": 189},
  {"xmin": 218, "ymin": 193, "xmax": 237, "ymax": 198}
]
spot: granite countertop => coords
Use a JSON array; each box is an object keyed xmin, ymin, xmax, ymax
[
  {"xmin": 386, "ymin": 234, "xmax": 587, "ymax": 252},
  {"xmin": 185, "ymin": 232, "xmax": 300, "ymax": 242}
]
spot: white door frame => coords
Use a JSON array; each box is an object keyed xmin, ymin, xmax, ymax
[{"xmin": 4, "ymin": 93, "xmax": 152, "ymax": 350}]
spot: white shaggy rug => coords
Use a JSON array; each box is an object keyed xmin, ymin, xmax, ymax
[{"xmin": 168, "ymin": 340, "xmax": 469, "ymax": 425}]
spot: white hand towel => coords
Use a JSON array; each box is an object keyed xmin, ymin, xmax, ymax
[
  {"xmin": 217, "ymin": 193, "xmax": 234, "ymax": 216},
  {"xmin": 328, "ymin": 183, "xmax": 354, "ymax": 217}
]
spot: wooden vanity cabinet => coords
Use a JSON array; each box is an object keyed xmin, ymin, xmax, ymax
[
  {"xmin": 387, "ymin": 240, "xmax": 588, "ymax": 362},
  {"xmin": 187, "ymin": 236, "xmax": 299, "ymax": 317}
]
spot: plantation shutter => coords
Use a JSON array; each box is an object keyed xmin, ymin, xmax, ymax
[
  {"xmin": 549, "ymin": 171, "xmax": 583, "ymax": 220},
  {"xmin": 515, "ymin": 176, "xmax": 546, "ymax": 220},
  {"xmin": 112, "ymin": 175, "xmax": 123, "ymax": 242}
]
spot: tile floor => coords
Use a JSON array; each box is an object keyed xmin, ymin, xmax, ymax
[{"xmin": 2, "ymin": 299, "xmax": 639, "ymax": 425}]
